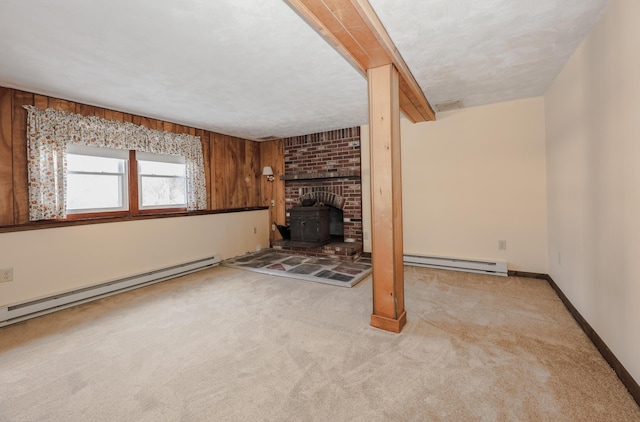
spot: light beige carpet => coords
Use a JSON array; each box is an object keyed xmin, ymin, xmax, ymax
[{"xmin": 0, "ymin": 266, "xmax": 638, "ymax": 421}]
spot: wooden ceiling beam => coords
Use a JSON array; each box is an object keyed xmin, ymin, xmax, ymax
[{"xmin": 286, "ymin": 0, "xmax": 435, "ymax": 122}]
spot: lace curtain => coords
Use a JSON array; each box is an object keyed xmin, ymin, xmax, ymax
[{"xmin": 24, "ymin": 106, "xmax": 207, "ymax": 221}]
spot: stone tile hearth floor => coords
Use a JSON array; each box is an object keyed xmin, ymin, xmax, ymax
[{"xmin": 222, "ymin": 249, "xmax": 372, "ymax": 288}]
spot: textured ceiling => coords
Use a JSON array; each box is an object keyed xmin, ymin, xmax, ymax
[
  {"xmin": 0, "ymin": 0, "xmax": 609, "ymax": 140},
  {"xmin": 370, "ymin": 0, "xmax": 609, "ymax": 109}
]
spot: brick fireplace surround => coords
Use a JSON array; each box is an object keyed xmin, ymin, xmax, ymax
[{"xmin": 274, "ymin": 127, "xmax": 363, "ymax": 260}]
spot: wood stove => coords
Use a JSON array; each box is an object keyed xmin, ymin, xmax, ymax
[{"xmin": 289, "ymin": 206, "xmax": 330, "ymax": 245}]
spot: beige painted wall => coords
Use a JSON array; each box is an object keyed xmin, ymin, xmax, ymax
[
  {"xmin": 545, "ymin": 0, "xmax": 640, "ymax": 383},
  {"xmin": 0, "ymin": 210, "xmax": 269, "ymax": 307},
  {"xmin": 362, "ymin": 97, "xmax": 548, "ymax": 272}
]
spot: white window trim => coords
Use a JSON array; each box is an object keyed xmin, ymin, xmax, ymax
[
  {"xmin": 136, "ymin": 151, "xmax": 185, "ymax": 164},
  {"xmin": 68, "ymin": 143, "xmax": 130, "ymax": 160},
  {"xmin": 136, "ymin": 151, "xmax": 187, "ymax": 210},
  {"xmin": 66, "ymin": 144, "xmax": 129, "ymax": 214}
]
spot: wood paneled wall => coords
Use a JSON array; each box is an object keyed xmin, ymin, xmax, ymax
[
  {"xmin": 0, "ymin": 88, "xmax": 31, "ymax": 226},
  {"xmin": 260, "ymin": 139, "xmax": 285, "ymax": 245},
  {"xmin": 212, "ymin": 133, "xmax": 262, "ymax": 210},
  {"xmin": 0, "ymin": 86, "xmax": 267, "ymax": 228}
]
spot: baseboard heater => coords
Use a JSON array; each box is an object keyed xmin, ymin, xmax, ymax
[
  {"xmin": 404, "ymin": 254, "xmax": 507, "ymax": 277},
  {"xmin": 0, "ymin": 255, "xmax": 221, "ymax": 328}
]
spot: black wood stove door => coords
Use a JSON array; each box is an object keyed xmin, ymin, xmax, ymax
[{"xmin": 289, "ymin": 206, "xmax": 330, "ymax": 244}]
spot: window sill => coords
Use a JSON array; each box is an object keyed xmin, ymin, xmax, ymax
[{"xmin": 0, "ymin": 207, "xmax": 269, "ymax": 234}]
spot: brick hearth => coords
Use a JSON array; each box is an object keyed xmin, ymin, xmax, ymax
[{"xmin": 272, "ymin": 239, "xmax": 363, "ymax": 262}]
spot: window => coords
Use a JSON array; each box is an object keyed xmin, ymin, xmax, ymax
[
  {"xmin": 66, "ymin": 145, "xmax": 187, "ymax": 217},
  {"xmin": 67, "ymin": 145, "xmax": 129, "ymax": 214},
  {"xmin": 25, "ymin": 106, "xmax": 207, "ymax": 222},
  {"xmin": 137, "ymin": 151, "xmax": 187, "ymax": 210}
]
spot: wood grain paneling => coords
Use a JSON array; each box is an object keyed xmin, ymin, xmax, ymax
[
  {"xmin": 224, "ymin": 136, "xmax": 234, "ymax": 209},
  {"xmin": 213, "ymin": 134, "xmax": 228, "ymax": 210},
  {"xmin": 208, "ymin": 134, "xmax": 265, "ymax": 211},
  {"xmin": 93, "ymin": 107, "xmax": 106, "ymax": 118},
  {"xmin": 12, "ymin": 90, "xmax": 33, "ymax": 225},
  {"xmin": 260, "ymin": 142, "xmax": 272, "ymax": 209},
  {"xmin": 206, "ymin": 131, "xmax": 217, "ymax": 210},
  {"xmin": 233, "ymin": 139, "xmax": 245, "ymax": 208},
  {"xmin": 48, "ymin": 97, "xmax": 75, "ymax": 113},
  {"xmin": 260, "ymin": 139, "xmax": 285, "ymax": 245},
  {"xmin": 104, "ymin": 109, "xmax": 124, "ymax": 122},
  {"xmin": 128, "ymin": 150, "xmax": 139, "ymax": 213},
  {"xmin": 0, "ymin": 87, "xmax": 13, "ymax": 226},
  {"xmin": 0, "ymin": 86, "xmax": 268, "ymax": 229},
  {"xmin": 138, "ymin": 116, "xmax": 154, "ymax": 130},
  {"xmin": 203, "ymin": 131, "xmax": 265, "ymax": 211},
  {"xmin": 273, "ymin": 140, "xmax": 285, "ymax": 235},
  {"xmin": 77, "ymin": 103, "xmax": 96, "ymax": 117},
  {"xmin": 245, "ymin": 140, "xmax": 261, "ymax": 207},
  {"xmin": 162, "ymin": 121, "xmax": 174, "ymax": 133},
  {"xmin": 260, "ymin": 141, "xmax": 273, "ymax": 242},
  {"xmin": 34, "ymin": 95, "xmax": 48, "ymax": 110},
  {"xmin": 175, "ymin": 124, "xmax": 188, "ymax": 135}
]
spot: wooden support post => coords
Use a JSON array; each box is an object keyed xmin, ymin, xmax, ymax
[{"xmin": 368, "ymin": 64, "xmax": 406, "ymax": 333}]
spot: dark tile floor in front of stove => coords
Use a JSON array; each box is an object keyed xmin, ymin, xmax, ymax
[{"xmin": 222, "ymin": 250, "xmax": 372, "ymax": 287}]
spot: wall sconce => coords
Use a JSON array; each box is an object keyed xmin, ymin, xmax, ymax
[{"xmin": 262, "ymin": 166, "xmax": 275, "ymax": 182}]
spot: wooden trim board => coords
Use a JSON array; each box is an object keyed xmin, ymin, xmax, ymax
[
  {"xmin": 285, "ymin": 0, "xmax": 435, "ymax": 122},
  {"xmin": 371, "ymin": 310, "xmax": 407, "ymax": 333}
]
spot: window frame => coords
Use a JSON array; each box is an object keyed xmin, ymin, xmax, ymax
[
  {"xmin": 65, "ymin": 146, "xmax": 187, "ymax": 220},
  {"xmin": 66, "ymin": 144, "xmax": 130, "ymax": 218},
  {"xmin": 136, "ymin": 151, "xmax": 188, "ymax": 211}
]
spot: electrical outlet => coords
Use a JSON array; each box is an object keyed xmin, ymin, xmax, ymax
[
  {"xmin": 498, "ymin": 240, "xmax": 507, "ymax": 250},
  {"xmin": 271, "ymin": 199, "xmax": 275, "ymax": 207},
  {"xmin": 1, "ymin": 268, "xmax": 13, "ymax": 282}
]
